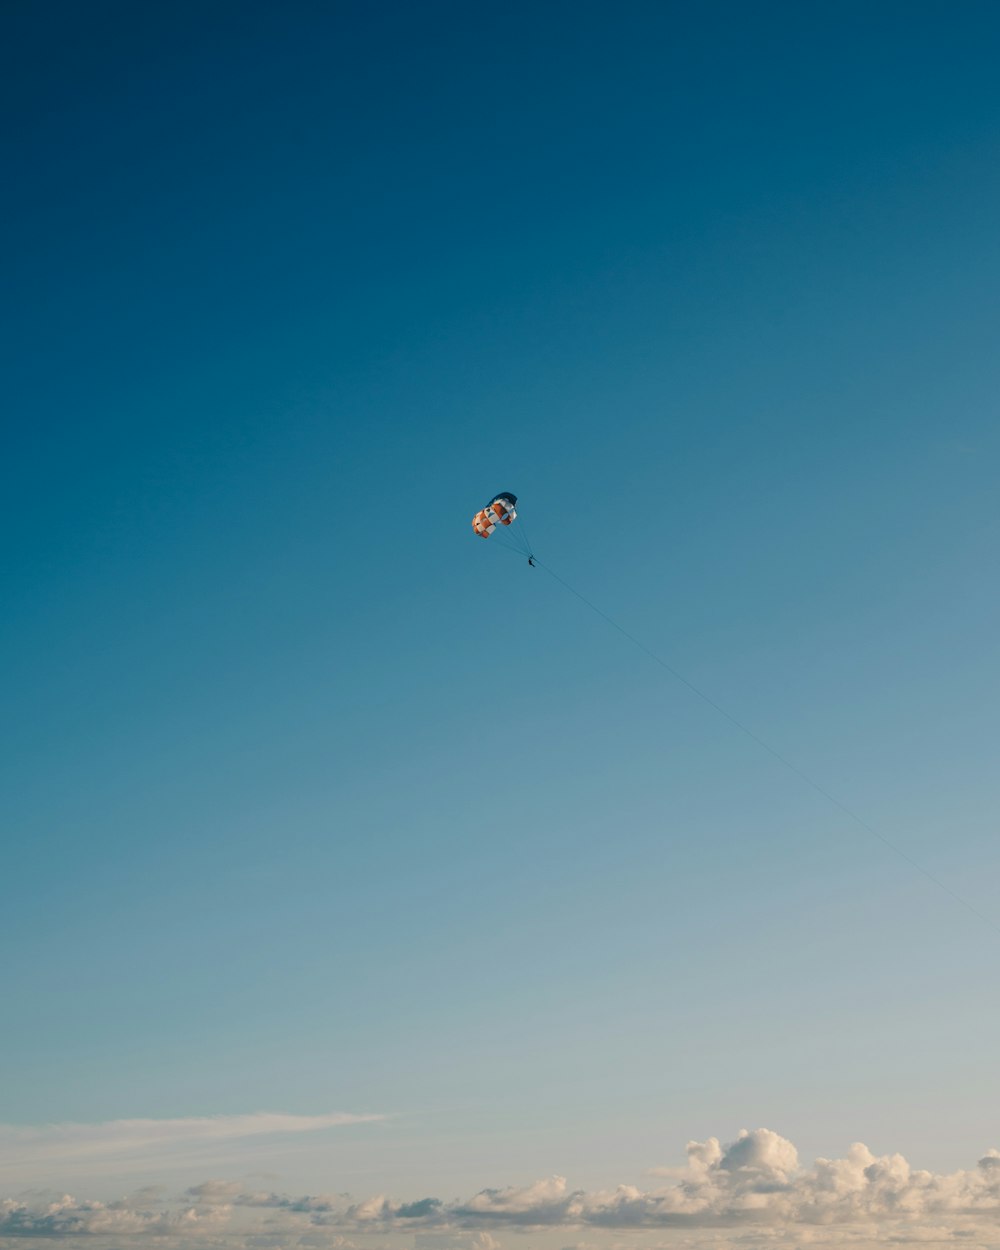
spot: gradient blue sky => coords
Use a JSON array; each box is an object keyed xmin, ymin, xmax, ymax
[{"xmin": 3, "ymin": 0, "xmax": 1000, "ymax": 1216}]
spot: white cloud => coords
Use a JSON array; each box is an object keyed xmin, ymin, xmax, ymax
[
  {"xmin": 2, "ymin": 1128, "xmax": 999, "ymax": 1248},
  {"xmin": 0, "ymin": 1111, "xmax": 385, "ymax": 1184},
  {"xmin": 0, "ymin": 1193, "xmax": 214, "ymax": 1239}
]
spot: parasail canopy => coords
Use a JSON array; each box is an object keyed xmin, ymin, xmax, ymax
[{"xmin": 471, "ymin": 492, "xmax": 518, "ymax": 538}]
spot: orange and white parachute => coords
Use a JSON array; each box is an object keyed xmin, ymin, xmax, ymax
[{"xmin": 472, "ymin": 492, "xmax": 517, "ymax": 538}]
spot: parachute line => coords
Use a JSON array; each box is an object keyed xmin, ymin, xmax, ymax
[
  {"xmin": 531, "ymin": 557, "xmax": 1000, "ymax": 939},
  {"xmin": 488, "ymin": 533, "xmax": 529, "ymax": 557}
]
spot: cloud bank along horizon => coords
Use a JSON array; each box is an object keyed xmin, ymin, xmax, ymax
[{"xmin": 2, "ymin": 1120, "xmax": 1000, "ymax": 1248}]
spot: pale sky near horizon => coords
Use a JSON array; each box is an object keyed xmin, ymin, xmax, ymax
[{"xmin": 3, "ymin": 2, "xmax": 1000, "ymax": 1246}]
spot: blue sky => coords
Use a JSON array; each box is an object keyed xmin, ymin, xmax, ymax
[{"xmin": 3, "ymin": 1, "xmax": 1000, "ymax": 1241}]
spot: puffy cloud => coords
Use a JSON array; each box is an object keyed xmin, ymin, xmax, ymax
[
  {"xmin": 0, "ymin": 1194, "xmax": 209, "ymax": 1238},
  {"xmin": 2, "ymin": 1129, "xmax": 999, "ymax": 1247},
  {"xmin": 717, "ymin": 1129, "xmax": 799, "ymax": 1181},
  {"xmin": 184, "ymin": 1178, "xmax": 245, "ymax": 1206},
  {"xmin": 456, "ymin": 1176, "xmax": 582, "ymax": 1224}
]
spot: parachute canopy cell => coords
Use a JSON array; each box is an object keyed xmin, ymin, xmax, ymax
[{"xmin": 472, "ymin": 492, "xmax": 517, "ymax": 538}]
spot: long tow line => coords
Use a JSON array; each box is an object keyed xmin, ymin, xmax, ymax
[{"xmin": 509, "ymin": 546, "xmax": 1000, "ymax": 939}]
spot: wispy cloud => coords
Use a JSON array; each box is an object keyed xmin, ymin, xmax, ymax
[
  {"xmin": 2, "ymin": 1128, "xmax": 999, "ymax": 1247},
  {"xmin": 0, "ymin": 1111, "xmax": 384, "ymax": 1182}
]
